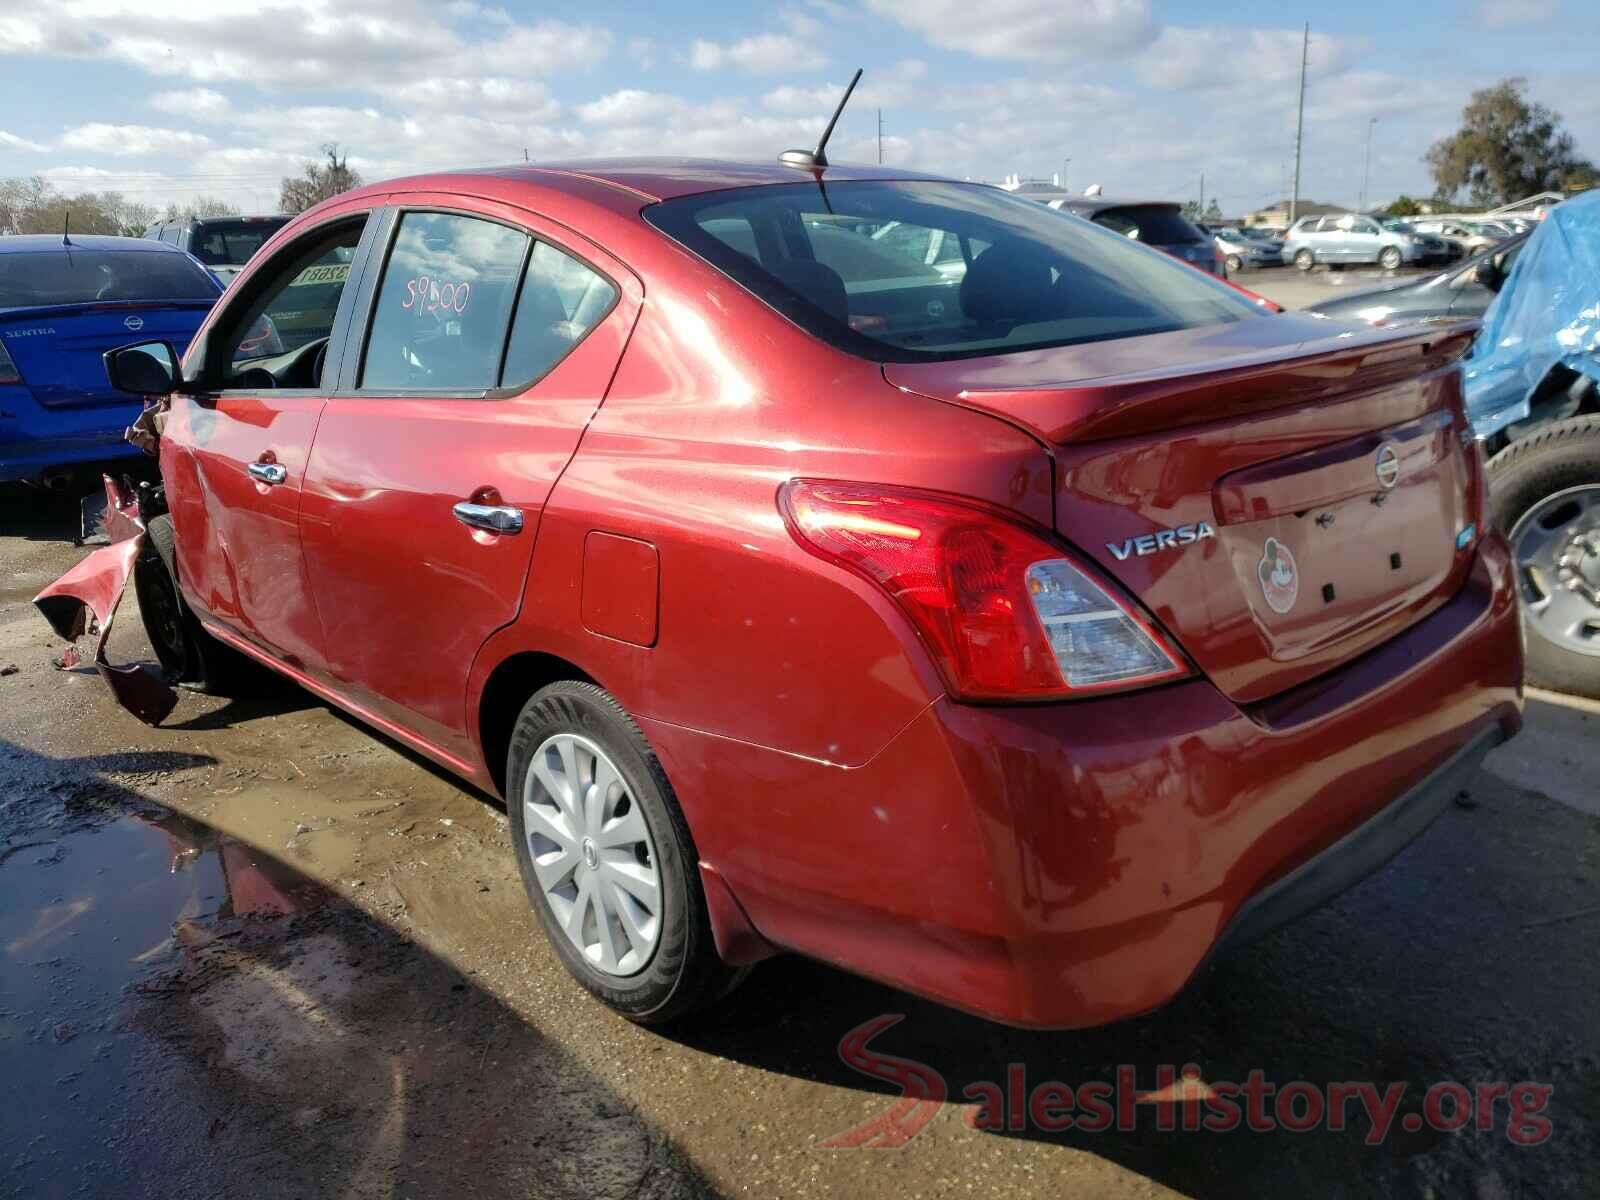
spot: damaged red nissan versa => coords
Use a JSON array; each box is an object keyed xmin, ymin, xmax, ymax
[{"xmin": 44, "ymin": 152, "xmax": 1522, "ymax": 1030}]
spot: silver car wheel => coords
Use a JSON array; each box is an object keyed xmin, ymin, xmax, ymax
[
  {"xmin": 523, "ymin": 732, "xmax": 662, "ymax": 976},
  {"xmin": 1510, "ymin": 484, "xmax": 1600, "ymax": 659}
]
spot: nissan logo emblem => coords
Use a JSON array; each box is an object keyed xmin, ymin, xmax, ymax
[
  {"xmin": 124, "ymin": 315, "xmax": 144, "ymax": 332},
  {"xmin": 1375, "ymin": 443, "xmax": 1400, "ymax": 490}
]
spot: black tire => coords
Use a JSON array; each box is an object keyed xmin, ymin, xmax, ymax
[
  {"xmin": 1487, "ymin": 415, "xmax": 1600, "ymax": 698},
  {"xmin": 1294, "ymin": 248, "xmax": 1314, "ymax": 272},
  {"xmin": 506, "ymin": 680, "xmax": 745, "ymax": 1025},
  {"xmin": 134, "ymin": 514, "xmax": 252, "ymax": 693},
  {"xmin": 1379, "ymin": 246, "xmax": 1402, "ymax": 270},
  {"xmin": 1225, "ymin": 253, "xmax": 1243, "ymax": 274}
]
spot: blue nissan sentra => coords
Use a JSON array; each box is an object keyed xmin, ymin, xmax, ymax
[{"xmin": 0, "ymin": 234, "xmax": 221, "ymax": 484}]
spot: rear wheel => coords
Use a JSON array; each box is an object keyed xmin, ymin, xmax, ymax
[
  {"xmin": 1379, "ymin": 246, "xmax": 1402, "ymax": 270},
  {"xmin": 1488, "ymin": 416, "xmax": 1600, "ymax": 698},
  {"xmin": 506, "ymin": 680, "xmax": 746, "ymax": 1024},
  {"xmin": 134, "ymin": 515, "xmax": 252, "ymax": 692},
  {"xmin": 1294, "ymin": 248, "xmax": 1314, "ymax": 272}
]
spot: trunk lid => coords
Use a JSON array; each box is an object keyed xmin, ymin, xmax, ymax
[
  {"xmin": 0, "ymin": 301, "xmax": 212, "ymax": 409},
  {"xmin": 884, "ymin": 314, "xmax": 1484, "ymax": 703}
]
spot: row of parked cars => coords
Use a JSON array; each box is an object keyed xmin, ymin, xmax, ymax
[{"xmin": 1206, "ymin": 214, "xmax": 1527, "ymax": 275}]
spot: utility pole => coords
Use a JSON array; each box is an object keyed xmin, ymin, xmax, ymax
[
  {"xmin": 1063, "ymin": 158, "xmax": 1071, "ymax": 192},
  {"xmin": 1290, "ymin": 22, "xmax": 1308, "ymax": 225},
  {"xmin": 1360, "ymin": 117, "xmax": 1377, "ymax": 212},
  {"xmin": 877, "ymin": 108, "xmax": 883, "ymax": 165},
  {"xmin": 1200, "ymin": 171, "xmax": 1205, "ymax": 216}
]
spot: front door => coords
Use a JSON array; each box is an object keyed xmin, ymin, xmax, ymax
[
  {"xmin": 298, "ymin": 199, "xmax": 641, "ymax": 762},
  {"xmin": 161, "ymin": 210, "xmax": 374, "ymax": 670}
]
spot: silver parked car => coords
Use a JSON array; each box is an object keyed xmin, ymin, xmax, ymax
[
  {"xmin": 1283, "ymin": 212, "xmax": 1429, "ymax": 272},
  {"xmin": 1213, "ymin": 227, "xmax": 1283, "ymax": 273}
]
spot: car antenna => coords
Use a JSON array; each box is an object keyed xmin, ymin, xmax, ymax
[
  {"xmin": 62, "ymin": 210, "xmax": 72, "ymax": 247},
  {"xmin": 780, "ymin": 68, "xmax": 862, "ymax": 171}
]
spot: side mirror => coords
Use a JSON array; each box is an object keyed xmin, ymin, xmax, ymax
[
  {"xmin": 1471, "ymin": 261, "xmax": 1503, "ymax": 292},
  {"xmin": 104, "ymin": 341, "xmax": 180, "ymax": 396}
]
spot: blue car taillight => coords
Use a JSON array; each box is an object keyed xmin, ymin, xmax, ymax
[{"xmin": 0, "ymin": 339, "xmax": 20, "ymax": 385}]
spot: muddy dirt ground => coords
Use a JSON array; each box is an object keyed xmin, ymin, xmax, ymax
[{"xmin": 2, "ymin": 486, "xmax": 1597, "ymax": 1200}]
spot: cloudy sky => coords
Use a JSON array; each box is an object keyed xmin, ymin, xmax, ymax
[{"xmin": 1, "ymin": 0, "xmax": 1596, "ymax": 216}]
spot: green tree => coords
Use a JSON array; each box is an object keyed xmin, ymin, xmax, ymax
[
  {"xmin": 1426, "ymin": 78, "xmax": 1594, "ymax": 205},
  {"xmin": 1384, "ymin": 195, "xmax": 1423, "ymax": 216},
  {"xmin": 279, "ymin": 144, "xmax": 364, "ymax": 214},
  {"xmin": 1204, "ymin": 198, "xmax": 1222, "ymax": 222}
]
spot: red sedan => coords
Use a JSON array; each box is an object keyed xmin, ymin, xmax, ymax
[{"xmin": 78, "ymin": 159, "xmax": 1521, "ymax": 1028}]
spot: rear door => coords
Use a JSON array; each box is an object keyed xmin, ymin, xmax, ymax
[
  {"xmin": 161, "ymin": 205, "xmax": 378, "ymax": 670},
  {"xmin": 298, "ymin": 198, "xmax": 641, "ymax": 761}
]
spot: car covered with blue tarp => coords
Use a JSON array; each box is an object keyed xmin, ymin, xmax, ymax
[{"xmin": 1467, "ymin": 189, "xmax": 1600, "ymax": 699}]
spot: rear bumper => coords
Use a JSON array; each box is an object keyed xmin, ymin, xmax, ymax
[
  {"xmin": 0, "ymin": 392, "xmax": 142, "ymax": 481},
  {"xmin": 1204, "ymin": 722, "xmax": 1502, "ymax": 961},
  {"xmin": 647, "ymin": 533, "xmax": 1523, "ymax": 1028}
]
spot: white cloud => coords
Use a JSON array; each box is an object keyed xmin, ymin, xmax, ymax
[
  {"xmin": 687, "ymin": 34, "xmax": 828, "ymax": 73},
  {"xmin": 149, "ymin": 88, "xmax": 232, "ymax": 121},
  {"xmin": 58, "ymin": 123, "xmax": 211, "ymax": 157},
  {"xmin": 761, "ymin": 60, "xmax": 927, "ymax": 113},
  {"xmin": 0, "ymin": 129, "xmax": 48, "ymax": 152},
  {"xmin": 1476, "ymin": 0, "xmax": 1559, "ymax": 28},
  {"xmin": 0, "ymin": 2, "xmax": 611, "ymax": 91},
  {"xmin": 1134, "ymin": 27, "xmax": 1368, "ymax": 92},
  {"xmin": 575, "ymin": 90, "xmax": 689, "ymax": 125},
  {"xmin": 865, "ymin": 0, "xmax": 1156, "ymax": 63}
]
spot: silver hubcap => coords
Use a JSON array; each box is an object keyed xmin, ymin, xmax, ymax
[
  {"xmin": 523, "ymin": 733, "xmax": 661, "ymax": 976},
  {"xmin": 1510, "ymin": 484, "xmax": 1600, "ymax": 658}
]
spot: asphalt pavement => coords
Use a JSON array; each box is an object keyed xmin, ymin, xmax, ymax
[{"xmin": 2, "ymin": 417, "xmax": 1597, "ymax": 1198}]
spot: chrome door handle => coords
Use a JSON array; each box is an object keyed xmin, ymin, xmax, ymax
[
  {"xmin": 248, "ymin": 462, "xmax": 287, "ymax": 485},
  {"xmin": 453, "ymin": 501, "xmax": 524, "ymax": 535}
]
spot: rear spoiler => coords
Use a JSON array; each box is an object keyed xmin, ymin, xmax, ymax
[
  {"xmin": 0, "ymin": 298, "xmax": 215, "ymax": 323},
  {"xmin": 889, "ymin": 323, "xmax": 1479, "ymax": 446}
]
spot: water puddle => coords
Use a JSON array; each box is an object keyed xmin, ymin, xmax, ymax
[{"xmin": 1, "ymin": 804, "xmax": 330, "ymax": 1192}]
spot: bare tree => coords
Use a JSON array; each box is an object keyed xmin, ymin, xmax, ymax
[
  {"xmin": 165, "ymin": 195, "xmax": 242, "ymax": 221},
  {"xmin": 279, "ymin": 144, "xmax": 364, "ymax": 214},
  {"xmin": 0, "ymin": 177, "xmax": 157, "ymax": 235}
]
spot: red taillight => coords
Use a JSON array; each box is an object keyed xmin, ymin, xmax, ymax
[
  {"xmin": 779, "ymin": 480, "xmax": 1190, "ymax": 701},
  {"xmin": 0, "ymin": 339, "xmax": 20, "ymax": 385}
]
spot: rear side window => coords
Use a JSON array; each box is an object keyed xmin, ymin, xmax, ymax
[
  {"xmin": 500, "ymin": 242, "xmax": 617, "ymax": 388},
  {"xmin": 646, "ymin": 180, "xmax": 1257, "ymax": 363},
  {"xmin": 362, "ymin": 212, "xmax": 528, "ymax": 391},
  {"xmin": 1092, "ymin": 206, "xmax": 1206, "ymax": 245},
  {"xmin": 0, "ymin": 250, "xmax": 217, "ymax": 307},
  {"xmin": 189, "ymin": 218, "xmax": 290, "ymax": 266}
]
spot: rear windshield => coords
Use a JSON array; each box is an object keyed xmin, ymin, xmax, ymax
[
  {"xmin": 189, "ymin": 218, "xmax": 289, "ymax": 265},
  {"xmin": 645, "ymin": 181, "xmax": 1257, "ymax": 362},
  {"xmin": 0, "ymin": 249, "xmax": 218, "ymax": 308},
  {"xmin": 1091, "ymin": 205, "xmax": 1207, "ymax": 245}
]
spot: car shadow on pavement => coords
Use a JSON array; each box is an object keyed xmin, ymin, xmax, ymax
[
  {"xmin": 669, "ymin": 767, "xmax": 1599, "ymax": 1198},
  {"xmin": 0, "ymin": 480, "xmax": 125, "ymax": 544},
  {"xmin": 0, "ymin": 738, "xmax": 720, "ymax": 1200}
]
